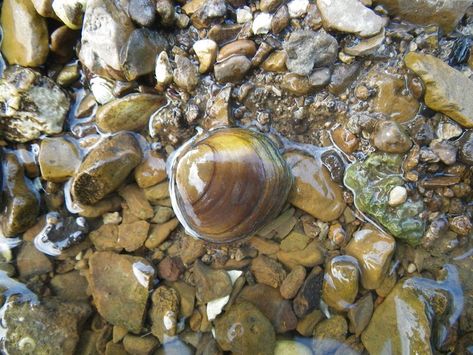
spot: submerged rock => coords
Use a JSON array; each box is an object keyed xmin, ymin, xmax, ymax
[
  {"xmin": 71, "ymin": 132, "xmax": 142, "ymax": 205},
  {"xmin": 3, "ymin": 297, "xmax": 91, "ymax": 355},
  {"xmin": 405, "ymin": 52, "xmax": 473, "ymax": 128},
  {"xmin": 215, "ymin": 301, "xmax": 276, "ymax": 355},
  {"xmin": 39, "ymin": 137, "xmax": 81, "ymax": 182},
  {"xmin": 344, "ymin": 152, "xmax": 425, "ymax": 245},
  {"xmin": 193, "ymin": 260, "xmax": 232, "ymax": 303},
  {"xmin": 0, "ymin": 67, "xmax": 70, "ymax": 143},
  {"xmin": 88, "ymin": 251, "xmax": 155, "ymax": 333},
  {"xmin": 0, "ymin": 0, "xmax": 49, "ymax": 67},
  {"xmin": 2, "ymin": 151, "xmax": 40, "ymax": 237}
]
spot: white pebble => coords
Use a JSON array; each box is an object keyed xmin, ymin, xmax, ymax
[
  {"xmin": 155, "ymin": 51, "xmax": 173, "ymax": 86},
  {"xmin": 252, "ymin": 12, "xmax": 273, "ymax": 35},
  {"xmin": 192, "ymin": 39, "xmax": 218, "ymax": 73},
  {"xmin": 287, "ymin": 0, "xmax": 309, "ymax": 18},
  {"xmin": 237, "ymin": 6, "xmax": 253, "ymax": 23},
  {"xmin": 103, "ymin": 212, "xmax": 122, "ymax": 225},
  {"xmin": 90, "ymin": 76, "xmax": 115, "ymax": 105},
  {"xmin": 407, "ymin": 263, "xmax": 416, "ymax": 273},
  {"xmin": 436, "ymin": 121, "xmax": 462, "ymax": 140},
  {"xmin": 388, "ymin": 186, "xmax": 407, "ymax": 206}
]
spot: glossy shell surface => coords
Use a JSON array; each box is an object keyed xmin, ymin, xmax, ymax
[{"xmin": 169, "ymin": 127, "xmax": 293, "ymax": 243}]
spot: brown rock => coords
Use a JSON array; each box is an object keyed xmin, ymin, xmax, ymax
[
  {"xmin": 203, "ymin": 86, "xmax": 234, "ymax": 130},
  {"xmin": 284, "ymin": 152, "xmax": 346, "ymax": 222},
  {"xmin": 280, "ymin": 231, "xmax": 310, "ymax": 252},
  {"xmin": 179, "ymin": 235, "xmax": 206, "ymax": 265},
  {"xmin": 119, "ymin": 185, "xmax": 154, "ymax": 220},
  {"xmin": 123, "ymin": 334, "xmax": 159, "ymax": 355},
  {"xmin": 271, "ymin": 5, "xmax": 289, "ymax": 34},
  {"xmin": 174, "ymin": 54, "xmax": 199, "ymax": 92},
  {"xmin": 281, "ymin": 73, "xmax": 313, "ymax": 96},
  {"xmin": 332, "ymin": 127, "xmax": 359, "ymax": 154},
  {"xmin": 145, "ymin": 218, "xmax": 180, "ymax": 249},
  {"xmin": 0, "ymin": 0, "xmax": 49, "ymax": 67},
  {"xmin": 280, "ymin": 265, "xmax": 306, "ymax": 299},
  {"xmin": 167, "ymin": 281, "xmax": 196, "ymax": 318},
  {"xmin": 248, "ymin": 236, "xmax": 280, "ymax": 255},
  {"xmin": 88, "ymin": 251, "xmax": 155, "ymax": 333},
  {"xmin": 72, "ymin": 133, "xmax": 142, "ymax": 205},
  {"xmin": 261, "ymin": 50, "xmax": 287, "ymax": 72},
  {"xmin": 217, "ymin": 39, "xmax": 256, "ymax": 61},
  {"xmin": 193, "ymin": 260, "xmax": 232, "ymax": 302},
  {"xmin": 208, "ymin": 23, "xmax": 244, "ymax": 45},
  {"xmin": 293, "ymin": 267, "xmax": 323, "ymax": 318},
  {"xmin": 89, "ymin": 224, "xmax": 122, "ymax": 252},
  {"xmin": 260, "ymin": 0, "xmax": 283, "ymax": 12},
  {"xmin": 238, "ymin": 284, "xmax": 297, "ymax": 334},
  {"xmin": 134, "ymin": 151, "xmax": 167, "ymax": 189},
  {"xmin": 328, "ymin": 62, "xmax": 362, "ymax": 95},
  {"xmin": 214, "ymin": 55, "xmax": 252, "ymax": 83},
  {"xmin": 50, "ymin": 271, "xmax": 89, "ymax": 302},
  {"xmin": 118, "ymin": 220, "xmax": 150, "ymax": 252},
  {"xmin": 277, "ymin": 240, "xmax": 325, "ymax": 269},
  {"xmin": 143, "ymin": 181, "xmax": 170, "ymax": 203},
  {"xmin": 158, "ymin": 256, "xmax": 185, "ymax": 281},
  {"xmin": 39, "ymin": 137, "xmax": 81, "ymax": 182},
  {"xmin": 150, "ymin": 286, "xmax": 180, "ymax": 342},
  {"xmin": 313, "ymin": 315, "xmax": 347, "ymax": 355},
  {"xmin": 347, "ymin": 292, "xmax": 373, "ymax": 336},
  {"xmin": 296, "ymin": 309, "xmax": 324, "ymax": 336},
  {"xmin": 250, "ymin": 255, "xmax": 286, "ymax": 288},
  {"xmin": 17, "ymin": 242, "xmax": 53, "ymax": 279}
]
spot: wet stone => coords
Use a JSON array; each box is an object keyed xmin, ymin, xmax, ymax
[
  {"xmin": 119, "ymin": 184, "xmax": 154, "ymax": 220},
  {"xmin": 214, "ymin": 55, "xmax": 252, "ymax": 83},
  {"xmin": 271, "ymin": 5, "xmax": 289, "ymax": 33},
  {"xmin": 0, "ymin": 0, "xmax": 49, "ymax": 67},
  {"xmin": 280, "ymin": 265, "xmax": 306, "ymax": 299},
  {"xmin": 50, "ymin": 271, "xmax": 89, "ymax": 302},
  {"xmin": 167, "ymin": 281, "xmax": 196, "ymax": 318},
  {"xmin": 218, "ymin": 39, "xmax": 257, "ymax": 61},
  {"xmin": 347, "ymin": 293, "xmax": 373, "ymax": 336},
  {"xmin": 158, "ymin": 256, "xmax": 185, "ymax": 281},
  {"xmin": 328, "ymin": 62, "xmax": 361, "ymax": 95},
  {"xmin": 275, "ymin": 340, "xmax": 312, "ymax": 355},
  {"xmin": 283, "ymin": 30, "xmax": 338, "ymax": 76},
  {"xmin": 89, "ymin": 224, "xmax": 122, "ymax": 252},
  {"xmin": 174, "ymin": 55, "xmax": 199, "ymax": 92},
  {"xmin": 277, "ymin": 240, "xmax": 324, "ymax": 269},
  {"xmin": 118, "ymin": 220, "xmax": 150, "ymax": 252},
  {"xmin": 293, "ymin": 267, "xmax": 323, "ymax": 318},
  {"xmin": 0, "ymin": 67, "xmax": 70, "ymax": 143},
  {"xmin": 134, "ymin": 151, "xmax": 167, "ymax": 189},
  {"xmin": 17, "ymin": 241, "xmax": 53, "ymax": 280},
  {"xmin": 193, "ymin": 260, "xmax": 232, "ymax": 302},
  {"xmin": 373, "ymin": 120, "xmax": 412, "ymax": 153},
  {"xmin": 281, "ymin": 73, "xmax": 313, "ymax": 96},
  {"xmin": 214, "ymin": 301, "xmax": 276, "ymax": 355},
  {"xmin": 250, "ymin": 255, "xmax": 286, "ymax": 288},
  {"xmin": 193, "ymin": 39, "xmax": 218, "ymax": 73},
  {"xmin": 39, "ymin": 137, "xmax": 81, "ymax": 182},
  {"xmin": 260, "ymin": 0, "xmax": 283, "ymax": 13},
  {"xmin": 150, "ymin": 286, "xmax": 180, "ymax": 342},
  {"xmin": 296, "ymin": 309, "xmax": 324, "ymax": 337},
  {"xmin": 156, "ymin": 0, "xmax": 175, "ymax": 26},
  {"xmin": 430, "ymin": 140, "xmax": 457, "ymax": 165},
  {"xmin": 72, "ymin": 133, "xmax": 142, "ymax": 205},
  {"xmin": 3, "ymin": 297, "xmax": 91, "ymax": 355},
  {"xmin": 88, "ymin": 251, "xmax": 155, "ymax": 333},
  {"xmin": 312, "ymin": 315, "xmax": 348, "ymax": 355},
  {"xmin": 145, "ymin": 218, "xmax": 180, "ymax": 249},
  {"xmin": 191, "ymin": 0, "xmax": 227, "ymax": 29},
  {"xmin": 123, "ymin": 334, "xmax": 159, "ymax": 355},
  {"xmin": 128, "ymin": 0, "xmax": 156, "ymax": 26}
]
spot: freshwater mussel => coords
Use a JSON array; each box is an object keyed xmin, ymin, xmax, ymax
[{"xmin": 168, "ymin": 127, "xmax": 293, "ymax": 243}]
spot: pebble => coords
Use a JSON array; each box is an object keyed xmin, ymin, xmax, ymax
[
  {"xmin": 458, "ymin": 130, "xmax": 473, "ymax": 165},
  {"xmin": 144, "ymin": 218, "xmax": 179, "ymax": 249},
  {"xmin": 150, "ymin": 286, "xmax": 180, "ymax": 342},
  {"xmin": 332, "ymin": 126, "xmax": 359, "ymax": 154},
  {"xmin": 287, "ymin": 0, "xmax": 308, "ymax": 18},
  {"xmin": 312, "ymin": 315, "xmax": 347, "ymax": 355},
  {"xmin": 215, "ymin": 302, "xmax": 276, "ymax": 355},
  {"xmin": 373, "ymin": 120, "xmax": 412, "ymax": 153},
  {"xmin": 283, "ymin": 30, "xmax": 338, "ymax": 76},
  {"xmin": 31, "ymin": 0, "xmax": 56, "ymax": 17},
  {"xmin": 328, "ymin": 62, "xmax": 361, "ymax": 95},
  {"xmin": 347, "ymin": 293, "xmax": 373, "ymax": 336},
  {"xmin": 280, "ymin": 231, "xmax": 310, "ymax": 252},
  {"xmin": 252, "ymin": 12, "xmax": 273, "ymax": 35},
  {"xmin": 50, "ymin": 271, "xmax": 89, "ymax": 302},
  {"xmin": 250, "ymin": 255, "xmax": 286, "ymax": 288},
  {"xmin": 155, "ymin": 51, "xmax": 174, "ymax": 86},
  {"xmin": 214, "ymin": 55, "xmax": 252, "ymax": 83},
  {"xmin": 344, "ymin": 28, "xmax": 385, "ymax": 56},
  {"xmin": 277, "ymin": 240, "xmax": 324, "ymax": 269},
  {"xmin": 275, "ymin": 340, "xmax": 312, "ymax": 355},
  {"xmin": 293, "ymin": 267, "xmax": 323, "ymax": 317},
  {"xmin": 236, "ymin": 6, "xmax": 252, "ymax": 23},
  {"xmin": 0, "ymin": 0, "xmax": 49, "ymax": 67},
  {"xmin": 90, "ymin": 77, "xmax": 115, "ymax": 105},
  {"xmin": 39, "ymin": 137, "xmax": 81, "ymax": 182},
  {"xmin": 388, "ymin": 185, "xmax": 407, "ymax": 206},
  {"xmin": 280, "ymin": 265, "xmax": 306, "ymax": 299},
  {"xmin": 158, "ymin": 256, "xmax": 185, "ymax": 281},
  {"xmin": 436, "ymin": 121, "xmax": 462, "ymax": 140},
  {"xmin": 271, "ymin": 5, "xmax": 289, "ymax": 33},
  {"xmin": 450, "ymin": 215, "xmax": 472, "ymax": 236},
  {"xmin": 345, "ymin": 226, "xmax": 395, "ymax": 289},
  {"xmin": 296, "ymin": 309, "xmax": 323, "ymax": 336},
  {"xmin": 308, "ymin": 67, "xmax": 332, "ymax": 89},
  {"xmin": 134, "ymin": 151, "xmax": 167, "ymax": 189},
  {"xmin": 88, "ymin": 251, "xmax": 155, "ymax": 333},
  {"xmin": 17, "ymin": 242, "xmax": 53, "ymax": 279},
  {"xmin": 405, "ymin": 52, "xmax": 473, "ymax": 128},
  {"xmin": 128, "ymin": 0, "xmax": 156, "ymax": 26},
  {"xmin": 430, "ymin": 140, "xmax": 457, "ymax": 165},
  {"xmin": 193, "ymin": 260, "xmax": 232, "ymax": 303},
  {"xmin": 156, "ymin": 0, "xmax": 175, "ymax": 26},
  {"xmin": 281, "ymin": 73, "xmax": 313, "ymax": 96},
  {"xmin": 118, "ymin": 221, "xmax": 150, "ymax": 252},
  {"xmin": 174, "ymin": 55, "xmax": 199, "ymax": 92},
  {"xmin": 260, "ymin": 0, "xmax": 282, "ymax": 13},
  {"xmin": 193, "ymin": 39, "xmax": 218, "ymax": 73},
  {"xmin": 123, "ymin": 334, "xmax": 159, "ymax": 355},
  {"xmin": 52, "ymin": 0, "xmax": 85, "ymax": 30},
  {"xmin": 96, "ymin": 94, "xmax": 165, "ymax": 132},
  {"xmin": 191, "ymin": 0, "xmax": 227, "ymax": 29},
  {"xmin": 72, "ymin": 133, "xmax": 142, "ymax": 205},
  {"xmin": 317, "ymin": 0, "xmax": 385, "ymax": 37},
  {"xmin": 167, "ymin": 281, "xmax": 196, "ymax": 318},
  {"xmin": 218, "ymin": 39, "xmax": 256, "ymax": 61}
]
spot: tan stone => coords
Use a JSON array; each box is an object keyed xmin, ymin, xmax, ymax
[
  {"xmin": 217, "ymin": 39, "xmax": 257, "ymax": 61},
  {"xmin": 118, "ymin": 220, "xmax": 150, "ymax": 252},
  {"xmin": 285, "ymin": 152, "xmax": 346, "ymax": 222},
  {"xmin": 405, "ymin": 52, "xmax": 473, "ymax": 128},
  {"xmin": 277, "ymin": 240, "xmax": 324, "ymax": 269},
  {"xmin": 250, "ymin": 255, "xmax": 286, "ymax": 288},
  {"xmin": 280, "ymin": 231, "xmax": 310, "ymax": 252},
  {"xmin": 0, "ymin": 0, "xmax": 49, "ymax": 66},
  {"xmin": 38, "ymin": 137, "xmax": 80, "ymax": 182},
  {"xmin": 248, "ymin": 236, "xmax": 280, "ymax": 255},
  {"xmin": 144, "ymin": 181, "xmax": 170, "ymax": 204},
  {"xmin": 134, "ymin": 151, "xmax": 167, "ymax": 189},
  {"xmin": 296, "ymin": 309, "xmax": 323, "ymax": 336},
  {"xmin": 119, "ymin": 184, "xmax": 154, "ymax": 220},
  {"xmin": 280, "ymin": 265, "xmax": 306, "ymax": 299},
  {"xmin": 261, "ymin": 50, "xmax": 287, "ymax": 72},
  {"xmin": 145, "ymin": 218, "xmax": 179, "ymax": 249}
]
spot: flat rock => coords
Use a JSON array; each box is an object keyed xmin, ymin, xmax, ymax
[
  {"xmin": 284, "ymin": 152, "xmax": 345, "ymax": 222},
  {"xmin": 79, "ymin": 0, "xmax": 135, "ymax": 80},
  {"xmin": 89, "ymin": 224, "xmax": 122, "ymax": 251},
  {"xmin": 313, "ymin": 315, "xmax": 347, "ymax": 355},
  {"xmin": 277, "ymin": 240, "xmax": 324, "ymax": 269},
  {"xmin": 0, "ymin": 0, "xmax": 49, "ymax": 66},
  {"xmin": 280, "ymin": 265, "xmax": 306, "ymax": 299},
  {"xmin": 374, "ymin": 0, "xmax": 470, "ymax": 33},
  {"xmin": 3, "ymin": 297, "xmax": 91, "ymax": 355},
  {"xmin": 39, "ymin": 137, "xmax": 81, "ymax": 182},
  {"xmin": 405, "ymin": 52, "xmax": 473, "ymax": 128},
  {"xmin": 96, "ymin": 94, "xmax": 165, "ymax": 132},
  {"xmin": 72, "ymin": 133, "xmax": 142, "ymax": 205},
  {"xmin": 118, "ymin": 184, "xmax": 154, "ymax": 220},
  {"xmin": 88, "ymin": 251, "xmax": 155, "ymax": 333},
  {"xmin": 118, "ymin": 220, "xmax": 150, "ymax": 252},
  {"xmin": 17, "ymin": 241, "xmax": 53, "ymax": 279},
  {"xmin": 0, "ymin": 67, "xmax": 70, "ymax": 143},
  {"xmin": 317, "ymin": 0, "xmax": 385, "ymax": 37},
  {"xmin": 174, "ymin": 55, "xmax": 199, "ymax": 92},
  {"xmin": 347, "ymin": 293, "xmax": 373, "ymax": 336},
  {"xmin": 134, "ymin": 151, "xmax": 167, "ymax": 189}
]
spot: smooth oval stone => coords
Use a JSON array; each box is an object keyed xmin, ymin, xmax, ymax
[
  {"xmin": 275, "ymin": 340, "xmax": 312, "ymax": 355},
  {"xmin": 39, "ymin": 137, "xmax": 82, "ymax": 182},
  {"xmin": 284, "ymin": 151, "xmax": 346, "ymax": 222},
  {"xmin": 217, "ymin": 39, "xmax": 257, "ymax": 61},
  {"xmin": 0, "ymin": 0, "xmax": 49, "ymax": 66},
  {"xmin": 72, "ymin": 132, "xmax": 142, "ymax": 205},
  {"xmin": 96, "ymin": 94, "xmax": 166, "ymax": 132}
]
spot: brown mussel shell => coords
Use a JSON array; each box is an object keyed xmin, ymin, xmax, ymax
[{"xmin": 169, "ymin": 127, "xmax": 293, "ymax": 243}]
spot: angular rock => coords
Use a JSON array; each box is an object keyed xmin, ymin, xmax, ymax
[
  {"xmin": 345, "ymin": 226, "xmax": 395, "ymax": 289},
  {"xmin": 293, "ymin": 267, "xmax": 323, "ymax": 318},
  {"xmin": 328, "ymin": 62, "xmax": 361, "ymax": 95},
  {"xmin": 119, "ymin": 184, "xmax": 154, "ymax": 220},
  {"xmin": 134, "ymin": 151, "xmax": 167, "ymax": 189},
  {"xmin": 193, "ymin": 39, "xmax": 218, "ymax": 73},
  {"xmin": 405, "ymin": 52, "xmax": 473, "ymax": 128},
  {"xmin": 312, "ymin": 315, "xmax": 347, "ymax": 355},
  {"xmin": 285, "ymin": 152, "xmax": 345, "ymax": 222},
  {"xmin": 88, "ymin": 251, "xmax": 155, "ymax": 333},
  {"xmin": 128, "ymin": 0, "xmax": 156, "ymax": 26},
  {"xmin": 145, "ymin": 218, "xmax": 179, "ymax": 249},
  {"xmin": 347, "ymin": 293, "xmax": 373, "ymax": 336},
  {"xmin": 459, "ymin": 130, "xmax": 473, "ymax": 165},
  {"xmin": 317, "ymin": 0, "xmax": 384, "ymax": 37},
  {"xmin": 150, "ymin": 286, "xmax": 180, "ymax": 342},
  {"xmin": 2, "ymin": 152, "xmax": 40, "ymax": 236},
  {"xmin": 215, "ymin": 302, "xmax": 276, "ymax": 355},
  {"xmin": 280, "ymin": 231, "xmax": 310, "ymax": 252},
  {"xmin": 158, "ymin": 256, "xmax": 185, "ymax": 281},
  {"xmin": 193, "ymin": 260, "xmax": 232, "ymax": 303},
  {"xmin": 79, "ymin": 0, "xmax": 135, "ymax": 80},
  {"xmin": 322, "ymin": 256, "xmax": 359, "ymax": 312},
  {"xmin": 374, "ymin": 0, "xmax": 470, "ymax": 33},
  {"xmin": 280, "ymin": 265, "xmax": 306, "ymax": 299},
  {"xmin": 174, "ymin": 55, "xmax": 199, "ymax": 92},
  {"xmin": 250, "ymin": 255, "xmax": 286, "ymax": 288},
  {"xmin": 3, "ymin": 297, "xmax": 91, "ymax": 355},
  {"xmin": 0, "ymin": 67, "xmax": 70, "ymax": 143},
  {"xmin": 118, "ymin": 220, "xmax": 150, "ymax": 252},
  {"xmin": 283, "ymin": 30, "xmax": 338, "ymax": 76},
  {"xmin": 39, "ymin": 137, "xmax": 81, "ymax": 182},
  {"xmin": 72, "ymin": 133, "xmax": 142, "ymax": 205},
  {"xmin": 0, "ymin": 0, "xmax": 49, "ymax": 67},
  {"xmin": 167, "ymin": 281, "xmax": 196, "ymax": 318},
  {"xmin": 89, "ymin": 224, "xmax": 122, "ymax": 251},
  {"xmin": 17, "ymin": 242, "xmax": 53, "ymax": 279}
]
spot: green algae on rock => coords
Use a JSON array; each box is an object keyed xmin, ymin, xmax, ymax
[{"xmin": 344, "ymin": 152, "xmax": 425, "ymax": 245}]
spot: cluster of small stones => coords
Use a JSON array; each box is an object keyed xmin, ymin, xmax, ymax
[{"xmin": 0, "ymin": 0, "xmax": 473, "ymax": 354}]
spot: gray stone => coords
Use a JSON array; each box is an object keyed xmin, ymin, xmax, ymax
[{"xmin": 128, "ymin": 0, "xmax": 156, "ymax": 26}]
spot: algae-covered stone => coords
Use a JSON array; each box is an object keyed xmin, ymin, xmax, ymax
[
  {"xmin": 322, "ymin": 256, "xmax": 359, "ymax": 312},
  {"xmin": 96, "ymin": 94, "xmax": 166, "ymax": 132},
  {"xmin": 215, "ymin": 301, "xmax": 276, "ymax": 355},
  {"xmin": 88, "ymin": 251, "xmax": 155, "ymax": 333},
  {"xmin": 3, "ymin": 297, "xmax": 91, "ymax": 355},
  {"xmin": 0, "ymin": 67, "xmax": 70, "ymax": 143},
  {"xmin": 285, "ymin": 151, "xmax": 345, "ymax": 222},
  {"xmin": 344, "ymin": 152, "xmax": 425, "ymax": 245},
  {"xmin": 404, "ymin": 52, "xmax": 473, "ymax": 128},
  {"xmin": 2, "ymin": 152, "xmax": 40, "ymax": 237},
  {"xmin": 0, "ymin": 0, "xmax": 49, "ymax": 67},
  {"xmin": 72, "ymin": 132, "xmax": 142, "ymax": 205}
]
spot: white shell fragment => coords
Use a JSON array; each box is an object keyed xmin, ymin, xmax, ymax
[
  {"xmin": 90, "ymin": 76, "xmax": 115, "ymax": 105},
  {"xmin": 252, "ymin": 12, "xmax": 273, "ymax": 35},
  {"xmin": 206, "ymin": 270, "xmax": 243, "ymax": 321},
  {"xmin": 155, "ymin": 51, "xmax": 174, "ymax": 86}
]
